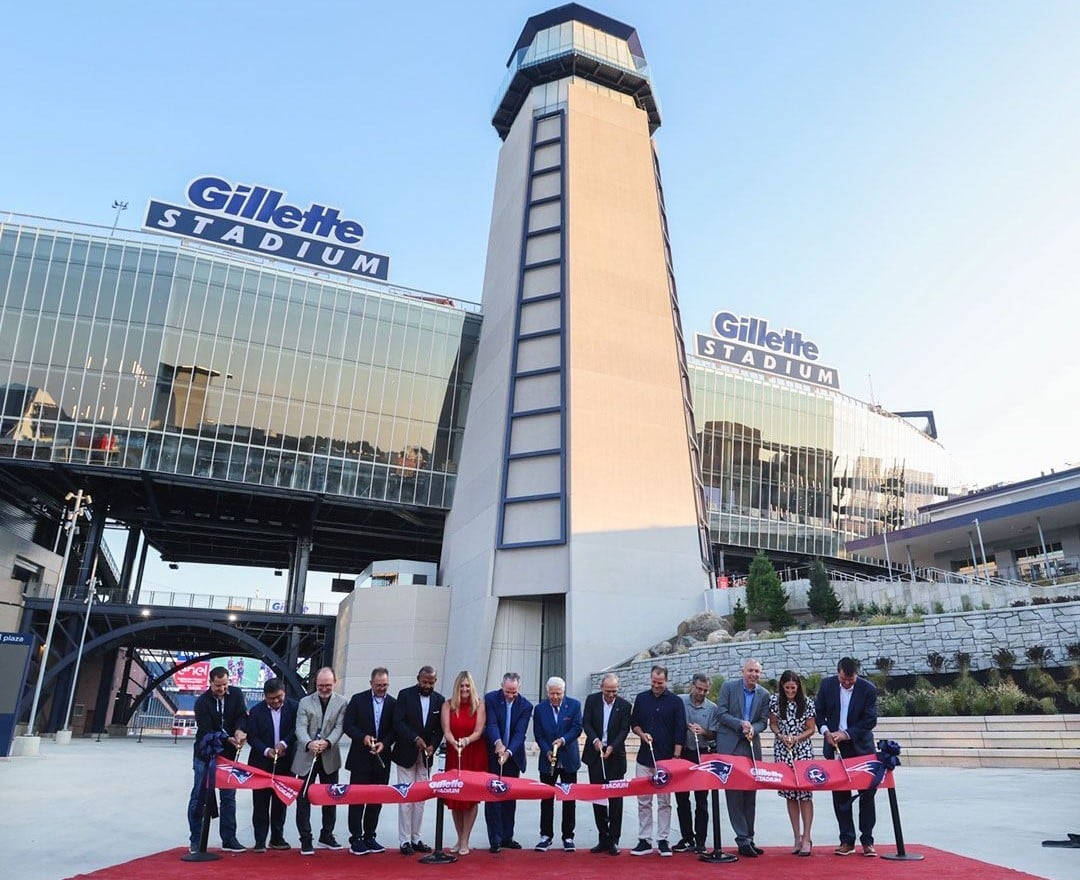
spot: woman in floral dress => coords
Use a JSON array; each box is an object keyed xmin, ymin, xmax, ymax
[{"xmin": 769, "ymin": 670, "xmax": 817, "ymax": 856}]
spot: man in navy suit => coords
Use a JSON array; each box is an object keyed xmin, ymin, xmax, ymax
[
  {"xmin": 483, "ymin": 672, "xmax": 534, "ymax": 852},
  {"xmin": 532, "ymin": 676, "xmax": 583, "ymax": 852},
  {"xmin": 582, "ymin": 673, "xmax": 631, "ymax": 855},
  {"xmin": 343, "ymin": 667, "xmax": 397, "ymax": 856},
  {"xmin": 815, "ymin": 657, "xmax": 879, "ymax": 857},
  {"xmin": 246, "ymin": 677, "xmax": 299, "ymax": 852},
  {"xmin": 390, "ymin": 665, "xmax": 445, "ymax": 855}
]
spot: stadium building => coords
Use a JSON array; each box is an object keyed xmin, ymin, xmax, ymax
[{"xmin": 0, "ymin": 4, "xmax": 955, "ymax": 718}]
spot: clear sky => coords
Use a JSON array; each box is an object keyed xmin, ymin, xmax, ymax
[{"xmin": 4, "ymin": 2, "xmax": 1077, "ymax": 598}]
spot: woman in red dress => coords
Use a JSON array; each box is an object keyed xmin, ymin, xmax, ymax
[{"xmin": 440, "ymin": 669, "xmax": 487, "ymax": 855}]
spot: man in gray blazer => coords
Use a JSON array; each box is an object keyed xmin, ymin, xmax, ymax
[
  {"xmin": 292, "ymin": 667, "xmax": 349, "ymax": 855},
  {"xmin": 714, "ymin": 658, "xmax": 769, "ymax": 857}
]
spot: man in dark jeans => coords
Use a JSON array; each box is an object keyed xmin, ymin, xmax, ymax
[
  {"xmin": 186, "ymin": 666, "xmax": 248, "ymax": 852},
  {"xmin": 673, "ymin": 672, "xmax": 717, "ymax": 854}
]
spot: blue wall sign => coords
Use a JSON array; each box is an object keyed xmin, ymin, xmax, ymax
[
  {"xmin": 143, "ymin": 176, "xmax": 390, "ymax": 281},
  {"xmin": 695, "ymin": 311, "xmax": 841, "ymax": 390}
]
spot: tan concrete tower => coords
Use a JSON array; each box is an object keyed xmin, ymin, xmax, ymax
[{"xmin": 440, "ymin": 3, "xmax": 712, "ymax": 698}]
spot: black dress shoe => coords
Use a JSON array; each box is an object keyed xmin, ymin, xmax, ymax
[
  {"xmin": 412, "ymin": 840, "xmax": 432, "ymax": 854},
  {"xmin": 750, "ymin": 844, "xmax": 765, "ymax": 855},
  {"xmin": 489, "ymin": 844, "xmax": 501, "ymax": 854},
  {"xmin": 590, "ymin": 842, "xmax": 608, "ymax": 854},
  {"xmin": 737, "ymin": 844, "xmax": 758, "ymax": 857},
  {"xmin": 608, "ymin": 843, "xmax": 620, "ymax": 855},
  {"xmin": 399, "ymin": 843, "xmax": 414, "ymax": 855},
  {"xmin": 501, "ymin": 840, "xmax": 522, "ymax": 850}
]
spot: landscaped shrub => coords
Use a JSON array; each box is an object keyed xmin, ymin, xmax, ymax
[
  {"xmin": 1025, "ymin": 645, "xmax": 1053, "ymax": 667},
  {"xmin": 970, "ymin": 687, "xmax": 997, "ymax": 715},
  {"xmin": 993, "ymin": 680, "xmax": 1024, "ymax": 715},
  {"xmin": 911, "ymin": 603, "xmax": 928, "ymax": 616},
  {"xmin": 992, "ymin": 647, "xmax": 1016, "ymax": 670},
  {"xmin": 929, "ymin": 688, "xmax": 956, "ymax": 715},
  {"xmin": 874, "ymin": 656, "xmax": 895, "ymax": 675},
  {"xmin": 932, "ymin": 601, "xmax": 945, "ymax": 614},
  {"xmin": 879, "ymin": 691, "xmax": 908, "ymax": 717},
  {"xmin": 1024, "ymin": 666, "xmax": 1060, "ymax": 696},
  {"xmin": 732, "ymin": 599, "xmax": 747, "ymax": 632},
  {"xmin": 1066, "ymin": 684, "xmax": 1080, "ymax": 709},
  {"xmin": 803, "ymin": 672, "xmax": 822, "ymax": 696},
  {"xmin": 909, "ymin": 689, "xmax": 933, "ymax": 715},
  {"xmin": 807, "ymin": 560, "xmax": 842, "ymax": 623},
  {"xmin": 952, "ymin": 651, "xmax": 972, "ymax": 672},
  {"xmin": 926, "ymin": 651, "xmax": 946, "ymax": 673}
]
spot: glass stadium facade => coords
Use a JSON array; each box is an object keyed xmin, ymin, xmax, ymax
[
  {"xmin": 1, "ymin": 216, "xmax": 953, "ymax": 561},
  {"xmin": 691, "ymin": 360, "xmax": 953, "ymax": 560},
  {"xmin": 0, "ymin": 218, "xmax": 480, "ymax": 509}
]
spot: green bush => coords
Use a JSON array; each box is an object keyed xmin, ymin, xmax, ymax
[
  {"xmin": 970, "ymin": 688, "xmax": 997, "ymax": 715},
  {"xmin": 911, "ymin": 603, "xmax": 928, "ymax": 616},
  {"xmin": 909, "ymin": 689, "xmax": 933, "ymax": 715},
  {"xmin": 1066, "ymin": 684, "xmax": 1080, "ymax": 709},
  {"xmin": 879, "ymin": 691, "xmax": 908, "ymax": 717},
  {"xmin": 929, "ymin": 688, "xmax": 956, "ymax": 716},
  {"xmin": 993, "ymin": 680, "xmax": 1024, "ymax": 715},
  {"xmin": 913, "ymin": 676, "xmax": 935, "ymax": 692},
  {"xmin": 1022, "ymin": 695, "xmax": 1057, "ymax": 715},
  {"xmin": 1024, "ymin": 666, "xmax": 1060, "ymax": 696},
  {"xmin": 807, "ymin": 559, "xmax": 842, "ymax": 623},
  {"xmin": 932, "ymin": 601, "xmax": 945, "ymax": 614},
  {"xmin": 803, "ymin": 672, "xmax": 822, "ymax": 696},
  {"xmin": 710, "ymin": 675, "xmax": 725, "ymax": 702},
  {"xmin": 745, "ymin": 552, "xmax": 794, "ymax": 630},
  {"xmin": 732, "ymin": 599, "xmax": 747, "ymax": 632}
]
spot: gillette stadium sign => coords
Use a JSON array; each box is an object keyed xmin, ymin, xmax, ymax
[
  {"xmin": 694, "ymin": 311, "xmax": 841, "ymax": 390},
  {"xmin": 143, "ymin": 176, "xmax": 389, "ymax": 280}
]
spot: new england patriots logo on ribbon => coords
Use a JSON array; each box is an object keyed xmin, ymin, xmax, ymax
[
  {"xmin": 555, "ymin": 783, "xmax": 574, "ymax": 796},
  {"xmin": 487, "ymin": 779, "xmax": 509, "ymax": 795},
  {"xmin": 695, "ymin": 759, "xmax": 733, "ymax": 784},
  {"xmin": 328, "ymin": 783, "xmax": 350, "ymax": 800},
  {"xmin": 849, "ymin": 759, "xmax": 888, "ymax": 788},
  {"xmin": 223, "ymin": 766, "xmax": 253, "ymax": 784},
  {"xmin": 650, "ymin": 768, "xmax": 670, "ymax": 788},
  {"xmin": 805, "ymin": 765, "xmax": 829, "ymax": 785},
  {"xmin": 391, "ymin": 783, "xmax": 413, "ymax": 799}
]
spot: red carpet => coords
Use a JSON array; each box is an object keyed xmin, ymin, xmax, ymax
[{"xmin": 65, "ymin": 845, "xmax": 1050, "ymax": 880}]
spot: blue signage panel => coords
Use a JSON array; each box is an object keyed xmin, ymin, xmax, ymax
[
  {"xmin": 694, "ymin": 333, "xmax": 842, "ymax": 390},
  {"xmin": 142, "ymin": 176, "xmax": 390, "ymax": 281},
  {"xmin": 0, "ymin": 632, "xmax": 35, "ymax": 756}
]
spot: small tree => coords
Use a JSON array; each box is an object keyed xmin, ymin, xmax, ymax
[
  {"xmin": 732, "ymin": 599, "xmax": 748, "ymax": 632},
  {"xmin": 747, "ymin": 551, "xmax": 793, "ymax": 629},
  {"xmin": 807, "ymin": 559, "xmax": 842, "ymax": 623}
]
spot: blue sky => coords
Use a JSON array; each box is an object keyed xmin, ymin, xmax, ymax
[{"xmin": 4, "ymin": 2, "xmax": 1077, "ymax": 597}]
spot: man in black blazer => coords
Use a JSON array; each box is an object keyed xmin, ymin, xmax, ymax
[
  {"xmin": 343, "ymin": 667, "xmax": 397, "ymax": 856},
  {"xmin": 246, "ymin": 677, "xmax": 299, "ymax": 852},
  {"xmin": 814, "ymin": 657, "xmax": 879, "ymax": 857},
  {"xmin": 390, "ymin": 665, "xmax": 445, "ymax": 855},
  {"xmin": 582, "ymin": 673, "xmax": 631, "ymax": 855},
  {"xmin": 186, "ymin": 665, "xmax": 248, "ymax": 853}
]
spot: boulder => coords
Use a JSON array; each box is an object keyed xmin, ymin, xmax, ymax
[
  {"xmin": 706, "ymin": 629, "xmax": 734, "ymax": 645},
  {"xmin": 677, "ymin": 611, "xmax": 730, "ymax": 639}
]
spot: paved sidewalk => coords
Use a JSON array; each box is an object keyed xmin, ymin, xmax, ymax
[{"xmin": 1, "ymin": 735, "xmax": 1076, "ymax": 880}]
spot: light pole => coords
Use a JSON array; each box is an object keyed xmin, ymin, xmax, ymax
[
  {"xmin": 109, "ymin": 200, "xmax": 128, "ymax": 237},
  {"xmin": 20, "ymin": 490, "xmax": 92, "ymax": 748},
  {"xmin": 57, "ymin": 557, "xmax": 104, "ymax": 743}
]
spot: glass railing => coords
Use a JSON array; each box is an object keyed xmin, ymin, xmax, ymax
[{"xmin": 25, "ymin": 582, "xmax": 341, "ymax": 616}]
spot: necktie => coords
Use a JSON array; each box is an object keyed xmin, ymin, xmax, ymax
[{"xmin": 504, "ymin": 701, "xmax": 512, "ymax": 744}]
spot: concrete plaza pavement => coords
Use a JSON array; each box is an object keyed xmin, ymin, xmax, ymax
[{"xmin": 1, "ymin": 735, "xmax": 1076, "ymax": 880}]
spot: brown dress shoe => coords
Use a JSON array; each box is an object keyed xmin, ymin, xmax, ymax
[
  {"xmin": 834, "ymin": 843, "xmax": 856, "ymax": 856},
  {"xmin": 862, "ymin": 844, "xmax": 878, "ymax": 857}
]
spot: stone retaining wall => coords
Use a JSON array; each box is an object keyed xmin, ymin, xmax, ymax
[{"xmin": 591, "ymin": 601, "xmax": 1080, "ymax": 693}]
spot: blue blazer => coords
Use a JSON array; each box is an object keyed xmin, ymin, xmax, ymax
[
  {"xmin": 483, "ymin": 689, "xmax": 533, "ymax": 772},
  {"xmin": 814, "ymin": 675, "xmax": 878, "ymax": 758},
  {"xmin": 246, "ymin": 697, "xmax": 299, "ymax": 772},
  {"xmin": 532, "ymin": 696, "xmax": 583, "ymax": 773}
]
